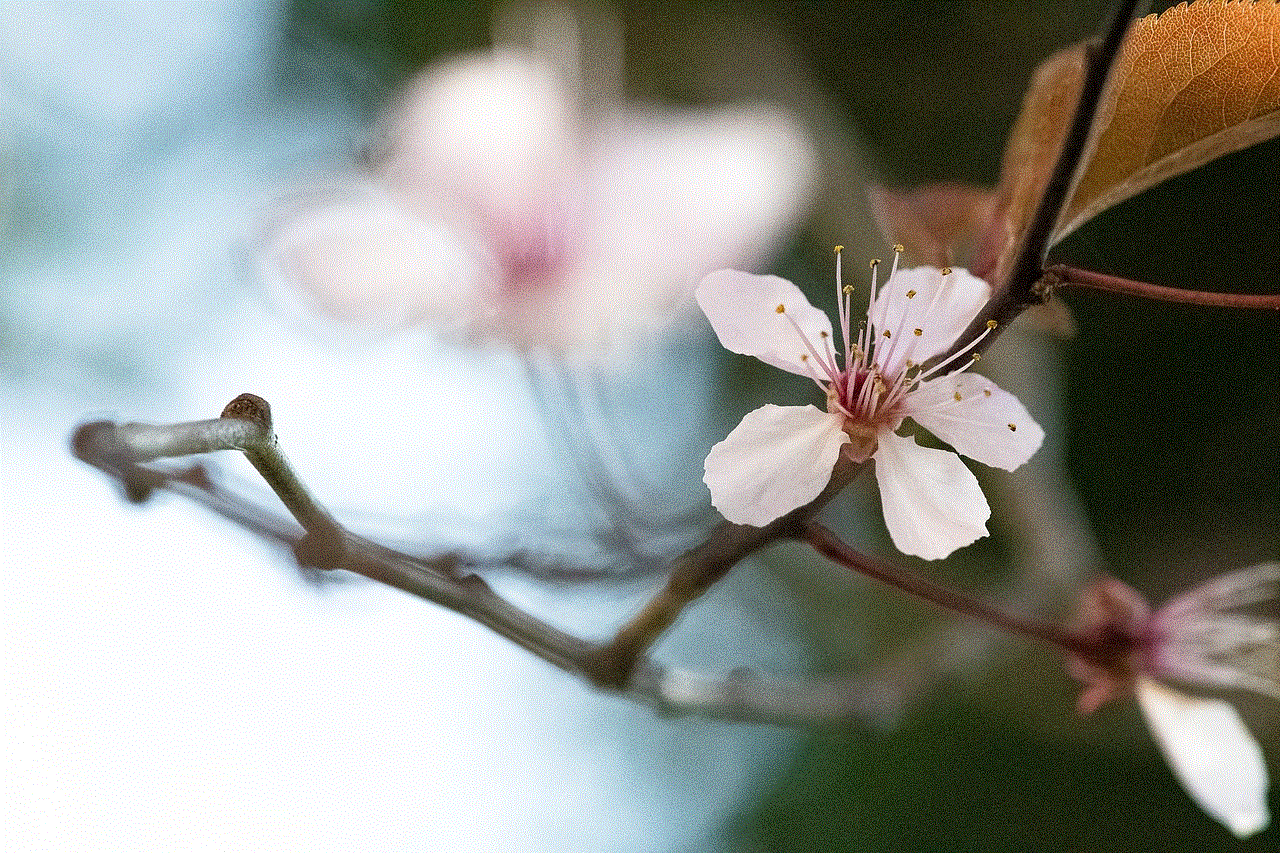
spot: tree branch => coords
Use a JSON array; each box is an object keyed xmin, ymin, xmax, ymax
[{"xmin": 1047, "ymin": 263, "xmax": 1280, "ymax": 310}]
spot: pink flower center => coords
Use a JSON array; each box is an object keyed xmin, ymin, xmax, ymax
[{"xmin": 781, "ymin": 246, "xmax": 996, "ymax": 459}]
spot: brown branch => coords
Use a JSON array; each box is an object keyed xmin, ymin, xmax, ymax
[
  {"xmin": 1047, "ymin": 264, "xmax": 1280, "ymax": 310},
  {"xmin": 73, "ymin": 394, "xmax": 1105, "ymax": 725},
  {"xmin": 804, "ymin": 523, "xmax": 1094, "ymax": 660}
]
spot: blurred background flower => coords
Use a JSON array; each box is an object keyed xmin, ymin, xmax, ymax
[{"xmin": 3, "ymin": 2, "xmax": 1276, "ymax": 851}]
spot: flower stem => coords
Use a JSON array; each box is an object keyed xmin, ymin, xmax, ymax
[
  {"xmin": 804, "ymin": 523, "xmax": 1094, "ymax": 659},
  {"xmin": 1047, "ymin": 264, "xmax": 1280, "ymax": 310}
]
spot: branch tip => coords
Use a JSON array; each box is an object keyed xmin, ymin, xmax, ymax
[{"xmin": 221, "ymin": 393, "xmax": 272, "ymax": 431}]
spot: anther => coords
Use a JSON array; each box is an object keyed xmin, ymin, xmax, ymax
[
  {"xmin": 971, "ymin": 352, "xmax": 981, "ymax": 361},
  {"xmin": 843, "ymin": 284, "xmax": 853, "ymax": 294},
  {"xmin": 775, "ymin": 304, "xmax": 785, "ymax": 314},
  {"xmin": 983, "ymin": 389, "xmax": 991, "ymax": 397},
  {"xmin": 869, "ymin": 259, "xmax": 881, "ymax": 268},
  {"xmin": 941, "ymin": 267, "xmax": 952, "ymax": 276},
  {"xmin": 986, "ymin": 319, "xmax": 997, "ymax": 329},
  {"xmin": 892, "ymin": 244, "xmax": 905, "ymax": 253},
  {"xmin": 906, "ymin": 289, "xmax": 916, "ymax": 299},
  {"xmin": 1008, "ymin": 423, "xmax": 1017, "ymax": 431},
  {"xmin": 954, "ymin": 392, "xmax": 962, "ymax": 402},
  {"xmin": 913, "ymin": 328, "xmax": 922, "ymax": 336},
  {"xmin": 834, "ymin": 244, "xmax": 844, "ymax": 252},
  {"xmin": 882, "ymin": 330, "xmax": 891, "ymax": 338},
  {"xmin": 820, "ymin": 330, "xmax": 829, "ymax": 338}
]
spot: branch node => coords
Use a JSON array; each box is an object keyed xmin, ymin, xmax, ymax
[{"xmin": 292, "ymin": 530, "xmax": 348, "ymax": 570}]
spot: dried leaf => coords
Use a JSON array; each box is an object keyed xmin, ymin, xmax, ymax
[
  {"xmin": 1054, "ymin": 0, "xmax": 1280, "ymax": 242},
  {"xmin": 974, "ymin": 45, "xmax": 1088, "ymax": 285},
  {"xmin": 868, "ymin": 183, "xmax": 996, "ymax": 269}
]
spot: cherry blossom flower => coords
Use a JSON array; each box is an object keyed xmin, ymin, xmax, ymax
[
  {"xmin": 1070, "ymin": 563, "xmax": 1279, "ymax": 837},
  {"xmin": 697, "ymin": 248, "xmax": 1043, "ymax": 559},
  {"xmin": 261, "ymin": 46, "xmax": 815, "ymax": 354}
]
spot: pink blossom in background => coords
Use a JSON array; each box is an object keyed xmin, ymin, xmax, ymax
[
  {"xmin": 1070, "ymin": 564, "xmax": 1279, "ymax": 837},
  {"xmin": 262, "ymin": 49, "xmax": 816, "ymax": 355}
]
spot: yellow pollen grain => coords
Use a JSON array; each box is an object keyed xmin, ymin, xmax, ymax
[
  {"xmin": 906, "ymin": 289, "xmax": 916, "ymax": 299},
  {"xmin": 1008, "ymin": 423, "xmax": 1017, "ymax": 431},
  {"xmin": 954, "ymin": 392, "xmax": 962, "ymax": 402},
  {"xmin": 987, "ymin": 319, "xmax": 998, "ymax": 329},
  {"xmin": 776, "ymin": 304, "xmax": 785, "ymax": 313},
  {"xmin": 913, "ymin": 328, "xmax": 923, "ymax": 336}
]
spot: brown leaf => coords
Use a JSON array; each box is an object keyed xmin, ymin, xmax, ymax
[
  {"xmin": 1054, "ymin": 0, "xmax": 1280, "ymax": 242},
  {"xmin": 867, "ymin": 183, "xmax": 996, "ymax": 269},
  {"xmin": 974, "ymin": 45, "xmax": 1088, "ymax": 286}
]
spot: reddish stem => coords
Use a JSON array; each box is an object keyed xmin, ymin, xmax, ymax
[
  {"xmin": 1049, "ymin": 264, "xmax": 1280, "ymax": 310},
  {"xmin": 805, "ymin": 523, "xmax": 1095, "ymax": 659}
]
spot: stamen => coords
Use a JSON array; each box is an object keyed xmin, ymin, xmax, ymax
[
  {"xmin": 954, "ymin": 391, "xmax": 962, "ymax": 402},
  {"xmin": 778, "ymin": 306, "xmax": 840, "ymax": 382},
  {"xmin": 835, "ymin": 246, "xmax": 852, "ymax": 366},
  {"xmin": 796, "ymin": 353, "xmax": 834, "ymax": 394},
  {"xmin": 912, "ymin": 320, "xmax": 999, "ymax": 384},
  {"xmin": 1008, "ymin": 423, "xmax": 1017, "ymax": 431}
]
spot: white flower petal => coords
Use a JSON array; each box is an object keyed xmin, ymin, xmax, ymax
[
  {"xmin": 872, "ymin": 430, "xmax": 990, "ymax": 560},
  {"xmin": 901, "ymin": 374, "xmax": 1044, "ymax": 471},
  {"xmin": 385, "ymin": 51, "xmax": 576, "ymax": 225},
  {"xmin": 697, "ymin": 270, "xmax": 834, "ymax": 377},
  {"xmin": 262, "ymin": 190, "xmax": 480, "ymax": 329},
  {"xmin": 589, "ymin": 107, "xmax": 816, "ymax": 285},
  {"xmin": 1135, "ymin": 678, "xmax": 1271, "ymax": 838},
  {"xmin": 704, "ymin": 404, "xmax": 848, "ymax": 526},
  {"xmin": 868, "ymin": 266, "xmax": 990, "ymax": 377}
]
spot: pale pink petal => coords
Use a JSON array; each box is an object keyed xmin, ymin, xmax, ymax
[
  {"xmin": 588, "ymin": 106, "xmax": 816, "ymax": 286},
  {"xmin": 262, "ymin": 190, "xmax": 481, "ymax": 329},
  {"xmin": 383, "ymin": 51, "xmax": 577, "ymax": 226},
  {"xmin": 546, "ymin": 106, "xmax": 815, "ymax": 354},
  {"xmin": 1135, "ymin": 678, "xmax": 1271, "ymax": 838},
  {"xmin": 697, "ymin": 271, "xmax": 834, "ymax": 377},
  {"xmin": 900, "ymin": 373, "xmax": 1044, "ymax": 471},
  {"xmin": 869, "ymin": 266, "xmax": 990, "ymax": 377},
  {"xmin": 704, "ymin": 404, "xmax": 848, "ymax": 526},
  {"xmin": 872, "ymin": 430, "xmax": 990, "ymax": 560},
  {"xmin": 1157, "ymin": 562, "xmax": 1280, "ymax": 622}
]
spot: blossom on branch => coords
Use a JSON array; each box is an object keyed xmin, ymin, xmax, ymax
[
  {"xmin": 697, "ymin": 249, "xmax": 1043, "ymax": 559},
  {"xmin": 1070, "ymin": 563, "xmax": 1279, "ymax": 837}
]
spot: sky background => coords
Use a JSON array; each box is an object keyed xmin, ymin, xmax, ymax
[{"xmin": 3, "ymin": 2, "xmax": 1277, "ymax": 851}]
